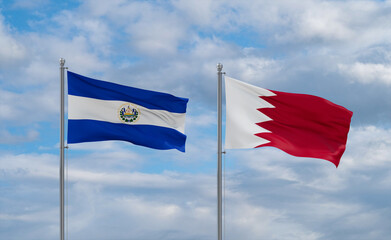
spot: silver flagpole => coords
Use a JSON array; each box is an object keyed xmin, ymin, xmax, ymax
[
  {"xmin": 59, "ymin": 58, "xmax": 66, "ymax": 240},
  {"xmin": 217, "ymin": 63, "xmax": 223, "ymax": 240}
]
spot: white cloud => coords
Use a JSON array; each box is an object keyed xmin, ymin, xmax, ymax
[
  {"xmin": 63, "ymin": 183, "xmax": 216, "ymax": 240},
  {"xmin": 26, "ymin": 34, "xmax": 110, "ymax": 77},
  {"xmin": 0, "ymin": 129, "xmax": 39, "ymax": 144},
  {"xmin": 2, "ymin": 123, "xmax": 391, "ymax": 240},
  {"xmin": 339, "ymin": 62, "xmax": 391, "ymax": 85},
  {"xmin": 293, "ymin": 2, "xmax": 353, "ymax": 42},
  {"xmin": 128, "ymin": 20, "xmax": 186, "ymax": 56},
  {"xmin": 69, "ymin": 170, "xmax": 188, "ymax": 189},
  {"xmin": 173, "ymin": 0, "xmax": 217, "ymax": 26},
  {"xmin": 125, "ymin": 6, "xmax": 187, "ymax": 56},
  {"xmin": 172, "ymin": 0, "xmax": 238, "ymax": 30},
  {"xmin": 223, "ymin": 55, "xmax": 281, "ymax": 84},
  {"xmin": 224, "ymin": 198, "xmax": 324, "ymax": 240},
  {"xmin": 0, "ymin": 209, "xmax": 58, "ymax": 240},
  {"xmin": 186, "ymin": 113, "xmax": 216, "ymax": 128},
  {"xmin": 0, "ymin": 150, "xmax": 205, "ymax": 189},
  {"xmin": 52, "ymin": 10, "xmax": 114, "ymax": 56},
  {"xmin": 73, "ymin": 1, "xmax": 189, "ymax": 56},
  {"xmin": 0, "ymin": 153, "xmax": 58, "ymax": 179},
  {"xmin": 0, "ymin": 16, "xmax": 25, "ymax": 65},
  {"xmin": 186, "ymin": 0, "xmax": 390, "ymax": 51},
  {"xmin": 343, "ymin": 126, "xmax": 391, "ymax": 169},
  {"xmin": 0, "ymin": 209, "xmax": 56, "ymax": 223},
  {"xmin": 0, "ymin": 87, "xmax": 57, "ymax": 124}
]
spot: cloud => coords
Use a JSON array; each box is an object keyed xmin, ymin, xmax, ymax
[
  {"xmin": 343, "ymin": 126, "xmax": 391, "ymax": 169},
  {"xmin": 220, "ymin": 128, "xmax": 391, "ymax": 240},
  {"xmin": 0, "ymin": 88, "xmax": 57, "ymax": 124},
  {"xmin": 2, "ymin": 124, "xmax": 391, "ymax": 239},
  {"xmin": 71, "ymin": 0, "xmax": 189, "ymax": 56},
  {"xmin": 225, "ymin": 201, "xmax": 324, "ymax": 240},
  {"xmin": 0, "ymin": 129, "xmax": 39, "ymax": 144},
  {"xmin": 272, "ymin": 1, "xmax": 354, "ymax": 43},
  {"xmin": 51, "ymin": 10, "xmax": 114, "ymax": 57},
  {"xmin": 0, "ymin": 149, "xmax": 216, "ymax": 239},
  {"xmin": 339, "ymin": 62, "xmax": 391, "ymax": 85},
  {"xmin": 0, "ymin": 16, "xmax": 25, "ymax": 65},
  {"xmin": 0, "ymin": 153, "xmax": 58, "ymax": 179},
  {"xmin": 126, "ymin": 10, "xmax": 187, "ymax": 56}
]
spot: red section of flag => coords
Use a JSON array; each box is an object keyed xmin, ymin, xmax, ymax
[{"xmin": 255, "ymin": 90, "xmax": 353, "ymax": 167}]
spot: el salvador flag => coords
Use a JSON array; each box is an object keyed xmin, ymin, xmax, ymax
[{"xmin": 67, "ymin": 71, "xmax": 188, "ymax": 152}]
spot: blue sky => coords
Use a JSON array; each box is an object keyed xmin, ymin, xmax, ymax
[{"xmin": 1, "ymin": 0, "xmax": 391, "ymax": 239}]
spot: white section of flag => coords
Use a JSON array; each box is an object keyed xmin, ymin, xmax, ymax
[
  {"xmin": 225, "ymin": 76, "xmax": 276, "ymax": 149},
  {"xmin": 68, "ymin": 95, "xmax": 186, "ymax": 133}
]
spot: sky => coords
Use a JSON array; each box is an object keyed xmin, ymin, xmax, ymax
[{"xmin": 1, "ymin": 0, "xmax": 391, "ymax": 239}]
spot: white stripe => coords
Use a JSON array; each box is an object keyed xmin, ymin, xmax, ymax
[
  {"xmin": 225, "ymin": 76, "xmax": 275, "ymax": 149},
  {"xmin": 68, "ymin": 95, "xmax": 186, "ymax": 133}
]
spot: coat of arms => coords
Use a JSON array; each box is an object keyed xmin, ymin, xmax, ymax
[{"xmin": 119, "ymin": 103, "xmax": 139, "ymax": 123}]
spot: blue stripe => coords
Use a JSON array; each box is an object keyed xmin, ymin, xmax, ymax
[
  {"xmin": 67, "ymin": 71, "xmax": 188, "ymax": 113},
  {"xmin": 68, "ymin": 120, "xmax": 186, "ymax": 152}
]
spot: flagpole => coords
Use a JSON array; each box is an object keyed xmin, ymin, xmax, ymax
[
  {"xmin": 217, "ymin": 63, "xmax": 223, "ymax": 240},
  {"xmin": 59, "ymin": 58, "xmax": 66, "ymax": 240}
]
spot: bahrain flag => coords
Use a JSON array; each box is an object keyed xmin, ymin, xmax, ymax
[{"xmin": 225, "ymin": 76, "xmax": 353, "ymax": 167}]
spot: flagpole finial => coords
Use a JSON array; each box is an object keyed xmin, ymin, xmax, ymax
[
  {"xmin": 59, "ymin": 58, "xmax": 65, "ymax": 66},
  {"xmin": 216, "ymin": 62, "xmax": 223, "ymax": 240},
  {"xmin": 217, "ymin": 63, "xmax": 223, "ymax": 72}
]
